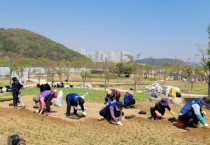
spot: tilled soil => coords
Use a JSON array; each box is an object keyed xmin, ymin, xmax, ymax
[{"xmin": 0, "ymin": 96, "xmax": 210, "ymax": 145}]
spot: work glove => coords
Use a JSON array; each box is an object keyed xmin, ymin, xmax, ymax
[
  {"xmin": 117, "ymin": 121, "xmax": 123, "ymax": 126},
  {"xmin": 202, "ymin": 111, "xmax": 206, "ymax": 116},
  {"xmin": 155, "ymin": 110, "xmax": 161, "ymax": 117},
  {"xmin": 204, "ymin": 123, "xmax": 209, "ymax": 128},
  {"xmin": 170, "ymin": 110, "xmax": 175, "ymax": 117},
  {"xmin": 82, "ymin": 112, "xmax": 87, "ymax": 116}
]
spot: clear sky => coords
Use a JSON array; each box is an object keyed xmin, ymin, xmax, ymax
[{"xmin": 0, "ymin": 0, "xmax": 210, "ymax": 62}]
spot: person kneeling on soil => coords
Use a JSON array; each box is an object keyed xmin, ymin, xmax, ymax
[
  {"xmin": 36, "ymin": 90, "xmax": 58, "ymax": 115},
  {"xmin": 123, "ymin": 88, "xmax": 136, "ymax": 108},
  {"xmin": 105, "ymin": 89, "xmax": 122, "ymax": 104},
  {"xmin": 99, "ymin": 101, "xmax": 124, "ymax": 125},
  {"xmin": 150, "ymin": 98, "xmax": 177, "ymax": 121},
  {"xmin": 177, "ymin": 97, "xmax": 210, "ymax": 130},
  {"xmin": 65, "ymin": 93, "xmax": 86, "ymax": 117}
]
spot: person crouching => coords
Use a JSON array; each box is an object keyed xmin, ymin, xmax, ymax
[
  {"xmin": 150, "ymin": 98, "xmax": 177, "ymax": 121},
  {"xmin": 177, "ymin": 97, "xmax": 210, "ymax": 130},
  {"xmin": 123, "ymin": 88, "xmax": 136, "ymax": 108},
  {"xmin": 99, "ymin": 101, "xmax": 124, "ymax": 126},
  {"xmin": 65, "ymin": 93, "xmax": 86, "ymax": 117}
]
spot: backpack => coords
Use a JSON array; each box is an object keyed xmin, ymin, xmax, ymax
[{"xmin": 7, "ymin": 134, "xmax": 26, "ymax": 145}]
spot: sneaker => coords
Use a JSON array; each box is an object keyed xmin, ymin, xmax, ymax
[
  {"xmin": 98, "ymin": 118, "xmax": 105, "ymax": 121},
  {"xmin": 107, "ymin": 119, "xmax": 115, "ymax": 124},
  {"xmin": 183, "ymin": 126, "xmax": 191, "ymax": 131},
  {"xmin": 72, "ymin": 114, "xmax": 79, "ymax": 119},
  {"xmin": 190, "ymin": 122, "xmax": 198, "ymax": 128},
  {"xmin": 45, "ymin": 112, "xmax": 50, "ymax": 116},
  {"xmin": 150, "ymin": 117, "xmax": 154, "ymax": 120}
]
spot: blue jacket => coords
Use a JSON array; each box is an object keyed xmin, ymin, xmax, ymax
[
  {"xmin": 124, "ymin": 92, "xmax": 133, "ymax": 104},
  {"xmin": 179, "ymin": 99, "xmax": 206, "ymax": 124},
  {"xmin": 66, "ymin": 93, "xmax": 81, "ymax": 103}
]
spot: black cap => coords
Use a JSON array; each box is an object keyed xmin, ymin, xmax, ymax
[
  {"xmin": 200, "ymin": 97, "xmax": 210, "ymax": 108},
  {"xmin": 116, "ymin": 101, "xmax": 123, "ymax": 110},
  {"xmin": 78, "ymin": 98, "xmax": 85, "ymax": 105}
]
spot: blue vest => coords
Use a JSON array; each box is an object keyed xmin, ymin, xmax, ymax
[
  {"xmin": 105, "ymin": 102, "xmax": 117, "ymax": 111},
  {"xmin": 180, "ymin": 99, "xmax": 201, "ymax": 116},
  {"xmin": 66, "ymin": 93, "xmax": 81, "ymax": 102}
]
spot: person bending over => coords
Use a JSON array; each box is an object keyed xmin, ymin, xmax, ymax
[
  {"xmin": 150, "ymin": 98, "xmax": 177, "ymax": 121},
  {"xmin": 36, "ymin": 90, "xmax": 57, "ymax": 115},
  {"xmin": 66, "ymin": 93, "xmax": 86, "ymax": 117},
  {"xmin": 99, "ymin": 101, "xmax": 124, "ymax": 126},
  {"xmin": 105, "ymin": 89, "xmax": 122, "ymax": 104}
]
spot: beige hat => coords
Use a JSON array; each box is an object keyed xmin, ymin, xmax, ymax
[{"xmin": 107, "ymin": 89, "xmax": 112, "ymax": 95}]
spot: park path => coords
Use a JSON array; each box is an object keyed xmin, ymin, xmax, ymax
[{"xmin": 24, "ymin": 78, "xmax": 207, "ymax": 97}]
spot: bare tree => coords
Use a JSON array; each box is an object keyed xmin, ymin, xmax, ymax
[
  {"xmin": 63, "ymin": 61, "xmax": 72, "ymax": 83},
  {"xmin": 126, "ymin": 54, "xmax": 142, "ymax": 91},
  {"xmin": 55, "ymin": 63, "xmax": 64, "ymax": 83},
  {"xmin": 196, "ymin": 24, "xmax": 210, "ymax": 97}
]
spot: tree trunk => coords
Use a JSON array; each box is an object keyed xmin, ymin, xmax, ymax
[
  {"xmin": 208, "ymin": 76, "xmax": 210, "ymax": 98},
  {"xmin": 105, "ymin": 77, "xmax": 107, "ymax": 91}
]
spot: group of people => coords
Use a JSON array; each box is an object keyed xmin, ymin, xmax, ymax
[
  {"xmin": 99, "ymin": 87, "xmax": 210, "ymax": 129},
  {"xmin": 99, "ymin": 88, "xmax": 137, "ymax": 126},
  {"xmin": 34, "ymin": 83, "xmax": 87, "ymax": 117},
  {"xmin": 33, "ymin": 87, "xmax": 136, "ymax": 126},
  {"xmin": 11, "ymin": 78, "xmax": 210, "ymax": 130},
  {"xmin": 149, "ymin": 96, "xmax": 210, "ymax": 130}
]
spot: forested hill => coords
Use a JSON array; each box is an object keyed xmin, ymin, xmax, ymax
[
  {"xmin": 0, "ymin": 28, "xmax": 89, "ymax": 62},
  {"xmin": 136, "ymin": 58, "xmax": 185, "ymax": 66}
]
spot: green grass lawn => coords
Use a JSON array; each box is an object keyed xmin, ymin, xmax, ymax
[{"xmin": 19, "ymin": 87, "xmax": 151, "ymax": 103}]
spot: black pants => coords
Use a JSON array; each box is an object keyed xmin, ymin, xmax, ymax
[
  {"xmin": 99, "ymin": 108, "xmax": 124, "ymax": 120},
  {"xmin": 150, "ymin": 107, "xmax": 165, "ymax": 119},
  {"xmin": 178, "ymin": 113, "xmax": 200, "ymax": 127},
  {"xmin": 12, "ymin": 91, "xmax": 19, "ymax": 107},
  {"xmin": 124, "ymin": 99, "xmax": 135, "ymax": 107},
  {"xmin": 66, "ymin": 99, "xmax": 77, "ymax": 116},
  {"xmin": 45, "ymin": 94, "xmax": 54, "ymax": 112},
  {"xmin": 116, "ymin": 95, "xmax": 120, "ymax": 102}
]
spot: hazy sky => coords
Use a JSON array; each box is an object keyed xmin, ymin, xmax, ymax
[{"xmin": 0, "ymin": 0, "xmax": 210, "ymax": 62}]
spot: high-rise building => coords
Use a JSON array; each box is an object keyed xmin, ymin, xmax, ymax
[
  {"xmin": 78, "ymin": 49, "xmax": 86, "ymax": 55},
  {"xmin": 78, "ymin": 49, "xmax": 131, "ymax": 62},
  {"xmin": 120, "ymin": 51, "xmax": 130, "ymax": 62}
]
